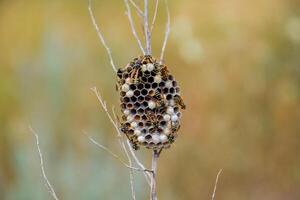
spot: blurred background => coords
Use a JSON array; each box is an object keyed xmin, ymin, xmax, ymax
[{"xmin": 0, "ymin": 0, "xmax": 300, "ymax": 199}]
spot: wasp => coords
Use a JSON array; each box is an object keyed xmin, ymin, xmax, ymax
[
  {"xmin": 171, "ymin": 122, "xmax": 181, "ymax": 133},
  {"xmin": 145, "ymin": 111, "xmax": 160, "ymax": 132},
  {"xmin": 168, "ymin": 135, "xmax": 175, "ymax": 144},
  {"xmin": 142, "ymin": 55, "xmax": 155, "ymax": 64},
  {"xmin": 174, "ymin": 95, "xmax": 186, "ymax": 109},
  {"xmin": 160, "ymin": 65, "xmax": 169, "ymax": 80}
]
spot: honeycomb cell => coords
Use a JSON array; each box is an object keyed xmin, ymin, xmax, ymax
[
  {"xmin": 166, "ymin": 94, "xmax": 172, "ymax": 100},
  {"xmin": 151, "ymin": 82, "xmax": 158, "ymax": 89},
  {"xmin": 123, "ymin": 97, "xmax": 130, "ymax": 103},
  {"xmin": 120, "ymin": 91, "xmax": 126, "ymax": 97},
  {"xmin": 141, "ymin": 89, "xmax": 148, "ymax": 96},
  {"xmin": 138, "ymin": 121, "xmax": 144, "ymax": 127},
  {"xmin": 126, "ymin": 103, "xmax": 133, "ymax": 109},
  {"xmin": 145, "ymin": 95, "xmax": 151, "ymax": 101},
  {"xmin": 130, "ymin": 96, "xmax": 137, "ymax": 102},
  {"xmin": 172, "ymin": 81, "xmax": 177, "ymax": 87},
  {"xmin": 147, "ymin": 77, "xmax": 154, "ymax": 83},
  {"xmin": 148, "ymin": 89, "xmax": 155, "ymax": 96},
  {"xmin": 134, "ymin": 90, "xmax": 140, "ymax": 96},
  {"xmin": 169, "ymin": 88, "xmax": 175, "ymax": 94},
  {"xmin": 137, "ymin": 108, "xmax": 144, "ymax": 114},
  {"xmin": 145, "ymin": 83, "xmax": 151, "ymax": 89},
  {"xmin": 159, "ymin": 82, "xmax": 165, "ymax": 87},
  {"xmin": 142, "ymin": 101, "xmax": 148, "ymax": 107},
  {"xmin": 130, "ymin": 109, "xmax": 137, "ymax": 115},
  {"xmin": 134, "ymin": 114, "xmax": 141, "ymax": 120},
  {"xmin": 137, "ymin": 96, "xmax": 144, "ymax": 102},
  {"xmin": 137, "ymin": 83, "xmax": 144, "ymax": 90},
  {"xmin": 145, "ymin": 134, "xmax": 152, "ymax": 141}
]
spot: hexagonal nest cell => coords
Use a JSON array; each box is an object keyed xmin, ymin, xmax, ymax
[{"xmin": 116, "ymin": 55, "xmax": 185, "ymax": 150}]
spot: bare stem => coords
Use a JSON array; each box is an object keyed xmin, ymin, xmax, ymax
[
  {"xmin": 160, "ymin": 0, "xmax": 170, "ymax": 64},
  {"xmin": 129, "ymin": 0, "xmax": 144, "ymax": 17},
  {"xmin": 124, "ymin": 0, "xmax": 146, "ymax": 55},
  {"xmin": 211, "ymin": 169, "xmax": 223, "ymax": 200},
  {"xmin": 91, "ymin": 87, "xmax": 152, "ymax": 185},
  {"xmin": 150, "ymin": 149, "xmax": 161, "ymax": 200},
  {"xmin": 150, "ymin": 0, "xmax": 159, "ymax": 32},
  {"xmin": 28, "ymin": 126, "xmax": 59, "ymax": 200},
  {"xmin": 144, "ymin": 0, "xmax": 151, "ymax": 55},
  {"xmin": 88, "ymin": 0, "xmax": 117, "ymax": 73}
]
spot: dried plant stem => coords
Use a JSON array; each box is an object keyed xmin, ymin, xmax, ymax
[
  {"xmin": 88, "ymin": 0, "xmax": 117, "ymax": 73},
  {"xmin": 129, "ymin": 0, "xmax": 143, "ymax": 17},
  {"xmin": 144, "ymin": 0, "xmax": 151, "ymax": 55},
  {"xmin": 211, "ymin": 169, "xmax": 223, "ymax": 200},
  {"xmin": 160, "ymin": 0, "xmax": 170, "ymax": 63},
  {"xmin": 150, "ymin": 150, "xmax": 160, "ymax": 200},
  {"xmin": 91, "ymin": 87, "xmax": 152, "ymax": 185},
  {"xmin": 84, "ymin": 130, "xmax": 153, "ymax": 173},
  {"xmin": 124, "ymin": 0, "xmax": 146, "ymax": 55},
  {"xmin": 29, "ymin": 126, "xmax": 59, "ymax": 200},
  {"xmin": 150, "ymin": 0, "xmax": 159, "ymax": 32}
]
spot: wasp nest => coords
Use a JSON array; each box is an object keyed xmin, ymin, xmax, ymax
[{"xmin": 117, "ymin": 55, "xmax": 185, "ymax": 150}]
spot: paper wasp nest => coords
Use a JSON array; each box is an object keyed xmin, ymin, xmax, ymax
[{"xmin": 117, "ymin": 55, "xmax": 185, "ymax": 150}]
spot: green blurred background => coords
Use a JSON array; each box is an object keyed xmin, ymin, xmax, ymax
[{"xmin": 0, "ymin": 0, "xmax": 300, "ymax": 199}]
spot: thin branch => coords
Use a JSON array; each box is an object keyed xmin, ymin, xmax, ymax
[
  {"xmin": 150, "ymin": 150, "xmax": 159, "ymax": 200},
  {"xmin": 88, "ymin": 0, "xmax": 117, "ymax": 73},
  {"xmin": 160, "ymin": 0, "xmax": 170, "ymax": 63},
  {"xmin": 83, "ymin": 130, "xmax": 153, "ymax": 173},
  {"xmin": 124, "ymin": 0, "xmax": 146, "ymax": 55},
  {"xmin": 144, "ymin": 0, "xmax": 151, "ymax": 55},
  {"xmin": 28, "ymin": 126, "xmax": 59, "ymax": 200},
  {"xmin": 150, "ymin": 0, "xmax": 159, "ymax": 32},
  {"xmin": 91, "ymin": 87, "xmax": 151, "ymax": 185},
  {"xmin": 129, "ymin": 0, "xmax": 144, "ymax": 17},
  {"xmin": 126, "ymin": 140, "xmax": 152, "ymax": 184},
  {"xmin": 211, "ymin": 169, "xmax": 223, "ymax": 200}
]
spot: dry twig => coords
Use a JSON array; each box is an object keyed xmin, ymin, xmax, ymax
[
  {"xmin": 88, "ymin": 0, "xmax": 117, "ymax": 73},
  {"xmin": 29, "ymin": 126, "xmax": 59, "ymax": 200},
  {"xmin": 124, "ymin": 0, "xmax": 146, "ymax": 55},
  {"xmin": 211, "ymin": 169, "xmax": 223, "ymax": 200},
  {"xmin": 160, "ymin": 0, "xmax": 170, "ymax": 63}
]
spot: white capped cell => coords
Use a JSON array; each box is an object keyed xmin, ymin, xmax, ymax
[
  {"xmin": 171, "ymin": 114, "xmax": 179, "ymax": 122},
  {"xmin": 159, "ymin": 134, "xmax": 168, "ymax": 143},
  {"xmin": 154, "ymin": 75, "xmax": 162, "ymax": 83},
  {"xmin": 166, "ymin": 80, "xmax": 173, "ymax": 88},
  {"xmin": 146, "ymin": 63, "xmax": 154, "ymax": 71},
  {"xmin": 163, "ymin": 114, "xmax": 171, "ymax": 121},
  {"xmin": 137, "ymin": 135, "xmax": 145, "ymax": 143},
  {"xmin": 121, "ymin": 84, "xmax": 130, "ymax": 92},
  {"xmin": 169, "ymin": 100, "xmax": 175, "ymax": 106},
  {"xmin": 167, "ymin": 107, "xmax": 174, "ymax": 115},
  {"xmin": 123, "ymin": 109, "xmax": 130, "ymax": 116},
  {"xmin": 125, "ymin": 78, "xmax": 131, "ymax": 84},
  {"xmin": 152, "ymin": 134, "xmax": 160, "ymax": 144},
  {"xmin": 141, "ymin": 64, "xmax": 147, "ymax": 72},
  {"xmin": 131, "ymin": 121, "xmax": 138, "ymax": 128},
  {"xmin": 148, "ymin": 100, "xmax": 156, "ymax": 109},
  {"xmin": 126, "ymin": 90, "xmax": 134, "ymax": 98},
  {"xmin": 134, "ymin": 129, "xmax": 141, "ymax": 136},
  {"xmin": 163, "ymin": 128, "xmax": 170, "ymax": 135},
  {"xmin": 127, "ymin": 115, "xmax": 134, "ymax": 122}
]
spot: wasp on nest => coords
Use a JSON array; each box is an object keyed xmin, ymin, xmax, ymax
[{"xmin": 116, "ymin": 55, "xmax": 185, "ymax": 150}]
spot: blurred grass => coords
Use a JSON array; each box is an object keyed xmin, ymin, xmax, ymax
[{"xmin": 0, "ymin": 0, "xmax": 300, "ymax": 199}]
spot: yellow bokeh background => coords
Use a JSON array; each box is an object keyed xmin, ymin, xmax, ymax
[{"xmin": 0, "ymin": 0, "xmax": 299, "ymax": 199}]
